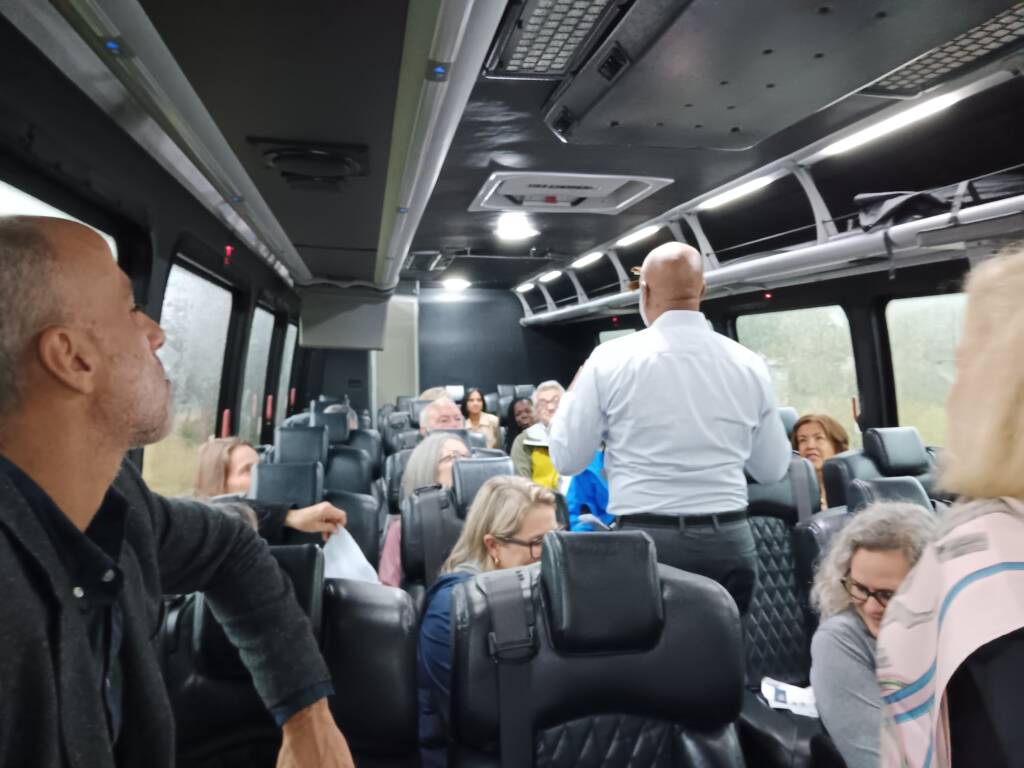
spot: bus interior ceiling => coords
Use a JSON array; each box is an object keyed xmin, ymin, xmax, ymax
[{"xmin": 0, "ymin": 0, "xmax": 1023, "ymax": 432}]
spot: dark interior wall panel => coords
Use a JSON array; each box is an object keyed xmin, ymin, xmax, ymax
[
  {"xmin": 418, "ymin": 288, "xmax": 595, "ymax": 395},
  {"xmin": 320, "ymin": 349, "xmax": 371, "ymax": 412}
]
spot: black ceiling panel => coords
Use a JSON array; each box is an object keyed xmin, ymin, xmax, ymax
[
  {"xmin": 138, "ymin": 0, "xmax": 409, "ymax": 283},
  {"xmin": 410, "ymin": 0, "xmax": 1020, "ymax": 289}
]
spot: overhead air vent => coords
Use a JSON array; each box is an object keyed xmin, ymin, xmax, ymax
[
  {"xmin": 468, "ymin": 171, "xmax": 672, "ymax": 214},
  {"xmin": 248, "ymin": 137, "xmax": 369, "ymax": 191},
  {"xmin": 863, "ymin": 3, "xmax": 1024, "ymax": 97},
  {"xmin": 402, "ymin": 249, "xmax": 457, "ymax": 272},
  {"xmin": 484, "ymin": 0, "xmax": 632, "ymax": 79}
]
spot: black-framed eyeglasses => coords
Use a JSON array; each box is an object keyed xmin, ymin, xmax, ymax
[
  {"xmin": 495, "ymin": 527, "xmax": 565, "ymax": 559},
  {"xmin": 841, "ymin": 575, "xmax": 896, "ymax": 607}
]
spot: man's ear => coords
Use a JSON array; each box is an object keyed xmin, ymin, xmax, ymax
[{"xmin": 36, "ymin": 326, "xmax": 98, "ymax": 395}]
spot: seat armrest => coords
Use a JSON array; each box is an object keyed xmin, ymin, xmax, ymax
[{"xmin": 738, "ymin": 690, "xmax": 822, "ymax": 768}]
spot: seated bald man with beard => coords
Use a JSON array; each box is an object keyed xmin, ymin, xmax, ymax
[
  {"xmin": 0, "ymin": 217, "xmax": 353, "ymax": 768},
  {"xmin": 549, "ymin": 241, "xmax": 790, "ymax": 614}
]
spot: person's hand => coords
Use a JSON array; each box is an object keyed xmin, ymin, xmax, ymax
[
  {"xmin": 285, "ymin": 502, "xmax": 348, "ymax": 541},
  {"xmin": 276, "ymin": 698, "xmax": 354, "ymax": 768}
]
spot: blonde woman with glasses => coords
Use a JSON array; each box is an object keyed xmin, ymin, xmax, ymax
[
  {"xmin": 809, "ymin": 502, "xmax": 935, "ymax": 768},
  {"xmin": 417, "ymin": 476, "xmax": 560, "ymax": 768}
]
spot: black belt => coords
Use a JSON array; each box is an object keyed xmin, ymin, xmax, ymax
[{"xmin": 619, "ymin": 511, "xmax": 748, "ymax": 529}]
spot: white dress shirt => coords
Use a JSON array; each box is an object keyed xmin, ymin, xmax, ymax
[{"xmin": 549, "ymin": 310, "xmax": 790, "ymax": 516}]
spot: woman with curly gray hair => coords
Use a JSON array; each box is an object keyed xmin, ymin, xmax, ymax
[{"xmin": 808, "ymin": 502, "xmax": 935, "ymax": 768}]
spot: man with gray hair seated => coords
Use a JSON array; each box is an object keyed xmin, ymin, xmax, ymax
[
  {"xmin": 0, "ymin": 216, "xmax": 352, "ymax": 768},
  {"xmin": 509, "ymin": 380, "xmax": 565, "ymax": 490},
  {"xmin": 418, "ymin": 396, "xmax": 465, "ymax": 436}
]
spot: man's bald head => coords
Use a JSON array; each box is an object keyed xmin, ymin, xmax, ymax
[{"xmin": 636, "ymin": 241, "xmax": 705, "ymax": 326}]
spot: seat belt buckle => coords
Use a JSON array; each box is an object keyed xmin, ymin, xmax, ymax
[{"xmin": 487, "ymin": 627, "xmax": 536, "ymax": 664}]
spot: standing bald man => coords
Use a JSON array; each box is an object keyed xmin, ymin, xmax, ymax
[
  {"xmin": 0, "ymin": 217, "xmax": 353, "ymax": 767},
  {"xmin": 549, "ymin": 241, "xmax": 790, "ymax": 613}
]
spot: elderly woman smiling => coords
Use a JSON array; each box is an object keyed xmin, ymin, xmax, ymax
[{"xmin": 808, "ymin": 502, "xmax": 935, "ymax": 768}]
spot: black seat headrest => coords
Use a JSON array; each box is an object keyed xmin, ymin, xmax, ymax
[
  {"xmin": 274, "ymin": 425, "xmax": 329, "ymax": 464},
  {"xmin": 847, "ymin": 476, "xmax": 933, "ymax": 513},
  {"xmin": 864, "ymin": 427, "xmax": 931, "ymax": 476},
  {"xmin": 193, "ymin": 545, "xmax": 324, "ymax": 678},
  {"xmin": 393, "ymin": 429, "xmax": 423, "ymax": 452},
  {"xmin": 498, "ymin": 394, "xmax": 513, "ymax": 425},
  {"xmin": 483, "ymin": 392, "xmax": 498, "ymax": 414},
  {"xmin": 395, "ymin": 395, "xmax": 415, "ymax": 413},
  {"xmin": 778, "ymin": 407, "xmax": 799, "ymax": 438},
  {"xmin": 250, "ymin": 462, "xmax": 323, "ymax": 508},
  {"xmin": 312, "ymin": 397, "xmax": 342, "ymax": 415},
  {"xmin": 496, "ymin": 384, "xmax": 515, "ymax": 399},
  {"xmin": 385, "ymin": 449, "xmax": 414, "ymax": 514},
  {"xmin": 822, "ymin": 451, "xmax": 882, "ymax": 508},
  {"xmin": 400, "ymin": 486, "xmax": 462, "ymax": 585},
  {"xmin": 409, "ymin": 399, "xmax": 434, "ymax": 429},
  {"xmin": 283, "ymin": 412, "xmax": 311, "ymax": 428},
  {"xmin": 747, "ymin": 455, "xmax": 821, "ymax": 522},
  {"xmin": 324, "ymin": 446, "xmax": 373, "ymax": 495},
  {"xmin": 452, "ymin": 456, "xmax": 514, "ymax": 517},
  {"xmin": 514, "ymin": 384, "xmax": 535, "ymax": 400},
  {"xmin": 346, "ymin": 429, "xmax": 383, "ymax": 477},
  {"xmin": 310, "ymin": 410, "xmax": 350, "ymax": 444},
  {"xmin": 541, "ymin": 531, "xmax": 664, "ymax": 653},
  {"xmin": 322, "ymin": 490, "xmax": 381, "ymax": 568}
]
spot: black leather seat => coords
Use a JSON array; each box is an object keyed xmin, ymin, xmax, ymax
[
  {"xmin": 392, "ymin": 429, "xmax": 424, "ymax": 452},
  {"xmin": 452, "ymin": 455, "xmax": 514, "ymax": 516},
  {"xmin": 400, "ymin": 485, "xmax": 462, "ymax": 602},
  {"xmin": 483, "ymin": 392, "xmax": 499, "ymax": 415},
  {"xmin": 382, "ymin": 411, "xmax": 414, "ymax": 455},
  {"xmin": 447, "ymin": 531, "xmax": 780, "ymax": 767},
  {"xmin": 311, "ymin": 397, "xmax": 342, "ymax": 416},
  {"xmin": 346, "ymin": 428, "xmax": 383, "ymax": 479},
  {"xmin": 779, "ymin": 406, "xmax": 799, "ymax": 439},
  {"xmin": 309, "ymin": 410, "xmax": 350, "ymax": 446},
  {"xmin": 514, "ymin": 384, "xmax": 535, "ymax": 400},
  {"xmin": 322, "ymin": 579, "xmax": 419, "ymax": 766},
  {"xmin": 326, "ymin": 491, "xmax": 382, "ymax": 570},
  {"xmin": 283, "ymin": 411, "xmax": 311, "ymax": 427},
  {"xmin": 395, "ymin": 395, "xmax": 415, "ymax": 413},
  {"xmin": 324, "ymin": 445, "xmax": 373, "ymax": 495},
  {"xmin": 847, "ymin": 475, "xmax": 933, "ymax": 512},
  {"xmin": 384, "ymin": 448, "xmax": 414, "ymax": 516},
  {"xmin": 744, "ymin": 457, "xmax": 821, "ymax": 688},
  {"xmin": 823, "ymin": 426, "xmax": 936, "ymax": 507},
  {"xmin": 162, "ymin": 545, "xmax": 324, "ymax": 767},
  {"xmin": 250, "ymin": 462, "xmax": 323, "ymax": 508},
  {"xmin": 408, "ymin": 399, "xmax": 434, "ymax": 429},
  {"xmin": 498, "ymin": 394, "xmax": 513, "ymax": 425},
  {"xmin": 273, "ymin": 425, "xmax": 329, "ymax": 465},
  {"xmin": 496, "ymin": 384, "xmax": 515, "ymax": 399}
]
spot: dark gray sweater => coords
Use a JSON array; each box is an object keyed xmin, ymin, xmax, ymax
[
  {"xmin": 810, "ymin": 608, "xmax": 880, "ymax": 768},
  {"xmin": 0, "ymin": 458, "xmax": 331, "ymax": 768}
]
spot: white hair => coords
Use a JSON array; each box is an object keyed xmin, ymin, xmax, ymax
[{"xmin": 532, "ymin": 380, "xmax": 564, "ymax": 406}]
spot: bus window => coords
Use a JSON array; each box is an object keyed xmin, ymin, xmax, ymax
[
  {"xmin": 737, "ymin": 306, "xmax": 860, "ymax": 445},
  {"xmin": 143, "ymin": 264, "xmax": 232, "ymax": 495},
  {"xmin": 275, "ymin": 323, "xmax": 298, "ymax": 426},
  {"xmin": 0, "ymin": 178, "xmax": 118, "ymax": 259},
  {"xmin": 598, "ymin": 328, "xmax": 635, "ymax": 344},
  {"xmin": 886, "ymin": 293, "xmax": 965, "ymax": 446},
  {"xmin": 239, "ymin": 307, "xmax": 275, "ymax": 445}
]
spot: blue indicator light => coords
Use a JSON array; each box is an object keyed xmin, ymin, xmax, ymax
[
  {"xmin": 105, "ymin": 39, "xmax": 121, "ymax": 52},
  {"xmin": 433, "ymin": 65, "xmax": 446, "ymax": 75},
  {"xmin": 398, "ymin": 206, "xmax": 409, "ymax": 214}
]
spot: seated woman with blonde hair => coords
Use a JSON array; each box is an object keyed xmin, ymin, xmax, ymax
[
  {"xmin": 809, "ymin": 502, "xmax": 935, "ymax": 768},
  {"xmin": 878, "ymin": 249, "xmax": 1024, "ymax": 768},
  {"xmin": 417, "ymin": 476, "xmax": 560, "ymax": 767},
  {"xmin": 194, "ymin": 437, "xmax": 347, "ymax": 543},
  {"xmin": 791, "ymin": 413, "xmax": 849, "ymax": 507}
]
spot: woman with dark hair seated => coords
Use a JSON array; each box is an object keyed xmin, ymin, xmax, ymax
[
  {"xmin": 194, "ymin": 437, "xmax": 347, "ymax": 543},
  {"xmin": 461, "ymin": 387, "xmax": 500, "ymax": 449},
  {"xmin": 417, "ymin": 476, "xmax": 559, "ymax": 767},
  {"xmin": 791, "ymin": 413, "xmax": 850, "ymax": 507},
  {"xmin": 503, "ymin": 396, "xmax": 535, "ymax": 454}
]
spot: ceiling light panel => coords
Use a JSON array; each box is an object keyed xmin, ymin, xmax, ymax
[
  {"xmin": 442, "ymin": 278, "xmax": 471, "ymax": 291},
  {"xmin": 516, "ymin": 282, "xmax": 536, "ymax": 293},
  {"xmin": 495, "ymin": 211, "xmax": 540, "ymax": 240},
  {"xmin": 572, "ymin": 251, "xmax": 603, "ymax": 268},
  {"xmin": 539, "ymin": 270, "xmax": 563, "ymax": 282},
  {"xmin": 616, "ymin": 224, "xmax": 661, "ymax": 247},
  {"xmin": 818, "ymin": 93, "xmax": 963, "ymax": 157},
  {"xmin": 698, "ymin": 176, "xmax": 777, "ymax": 211},
  {"xmin": 864, "ymin": 3, "xmax": 1024, "ymax": 97},
  {"xmin": 486, "ymin": 0, "xmax": 617, "ymax": 78}
]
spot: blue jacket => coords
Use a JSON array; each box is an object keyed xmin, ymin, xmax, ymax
[
  {"xmin": 418, "ymin": 570, "xmax": 474, "ymax": 768},
  {"xmin": 566, "ymin": 451, "xmax": 613, "ymax": 530}
]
